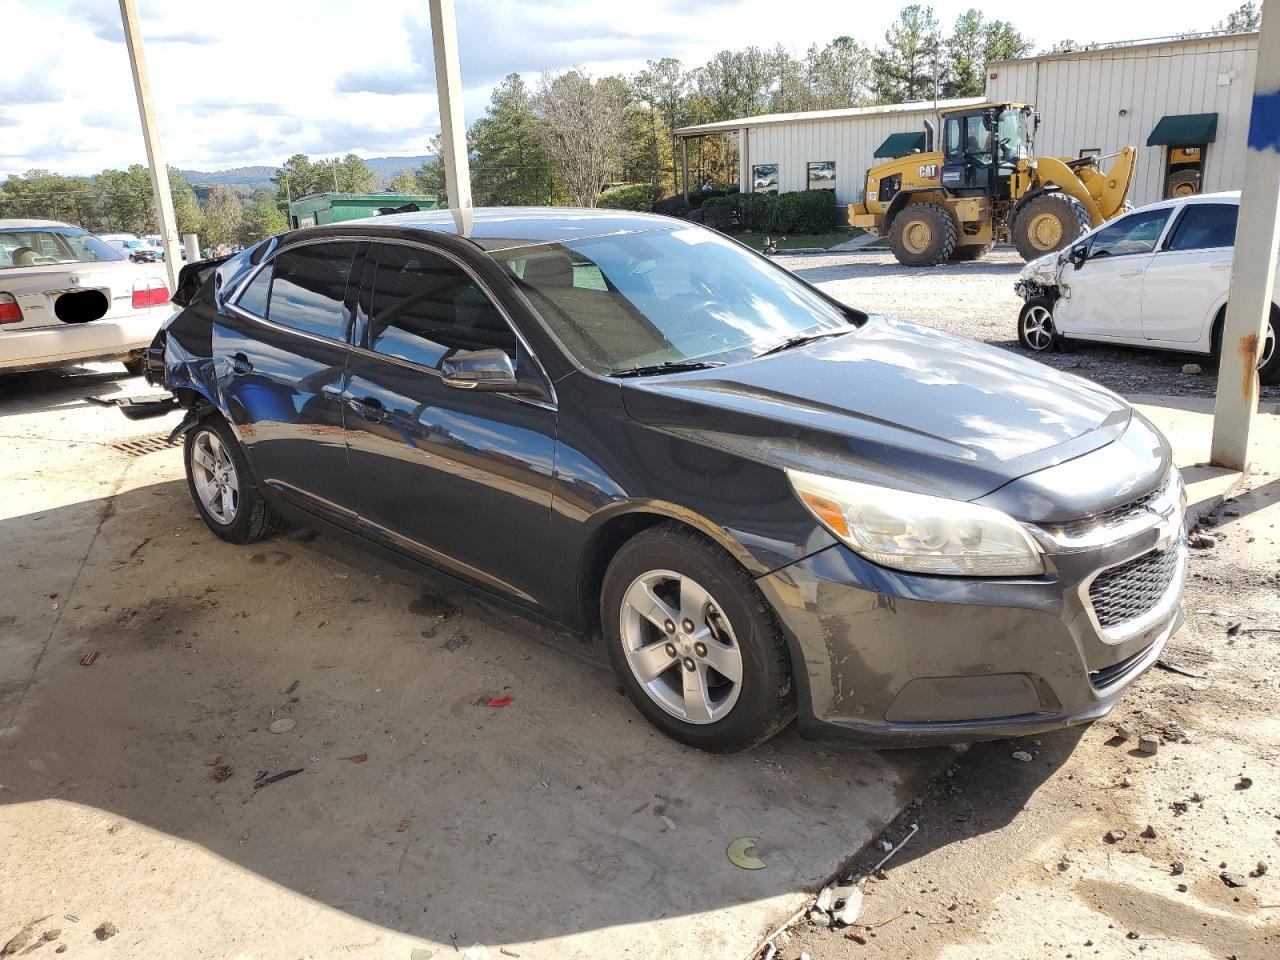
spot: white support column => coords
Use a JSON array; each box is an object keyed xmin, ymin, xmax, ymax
[
  {"xmin": 183, "ymin": 234, "xmax": 200, "ymax": 263},
  {"xmin": 118, "ymin": 0, "xmax": 181, "ymax": 289},
  {"xmin": 739, "ymin": 127, "xmax": 749, "ymax": 194},
  {"xmin": 1210, "ymin": 0, "xmax": 1280, "ymax": 470},
  {"xmin": 428, "ymin": 0, "xmax": 472, "ymax": 211}
]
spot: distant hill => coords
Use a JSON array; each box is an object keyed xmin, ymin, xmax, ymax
[{"xmin": 180, "ymin": 156, "xmax": 434, "ymax": 192}]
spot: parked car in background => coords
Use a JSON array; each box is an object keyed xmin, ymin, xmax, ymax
[
  {"xmin": 1015, "ymin": 192, "xmax": 1279, "ymax": 384},
  {"xmin": 0, "ymin": 219, "xmax": 172, "ymax": 375},
  {"xmin": 144, "ymin": 209, "xmax": 1186, "ymax": 753}
]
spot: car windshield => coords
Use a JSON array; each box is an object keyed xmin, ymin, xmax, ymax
[
  {"xmin": 0, "ymin": 228, "xmax": 124, "ymax": 269},
  {"xmin": 494, "ymin": 226, "xmax": 854, "ymax": 375}
]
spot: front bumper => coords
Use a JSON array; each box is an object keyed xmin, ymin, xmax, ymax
[{"xmin": 758, "ymin": 519, "xmax": 1187, "ymax": 747}]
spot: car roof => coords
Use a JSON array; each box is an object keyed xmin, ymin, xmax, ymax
[
  {"xmin": 0, "ymin": 219, "xmax": 78, "ymax": 231},
  {"xmin": 1138, "ymin": 190, "xmax": 1240, "ymax": 214},
  {"xmin": 331, "ymin": 206, "xmax": 687, "ymax": 251}
]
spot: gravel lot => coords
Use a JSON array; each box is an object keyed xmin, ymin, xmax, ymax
[{"xmin": 789, "ymin": 245, "xmax": 1280, "ymax": 402}]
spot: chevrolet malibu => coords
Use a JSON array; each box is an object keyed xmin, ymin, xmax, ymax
[{"xmin": 146, "ymin": 208, "xmax": 1187, "ymax": 753}]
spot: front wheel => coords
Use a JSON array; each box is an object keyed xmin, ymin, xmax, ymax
[
  {"xmin": 601, "ymin": 523, "xmax": 796, "ymax": 753},
  {"xmin": 1011, "ymin": 194, "xmax": 1091, "ymax": 260},
  {"xmin": 887, "ymin": 202, "xmax": 957, "ymax": 267},
  {"xmin": 1018, "ymin": 297, "xmax": 1057, "ymax": 352}
]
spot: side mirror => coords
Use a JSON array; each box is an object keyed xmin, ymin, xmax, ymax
[
  {"xmin": 983, "ymin": 109, "xmax": 999, "ymax": 132},
  {"xmin": 1068, "ymin": 244, "xmax": 1088, "ymax": 268},
  {"xmin": 1034, "ymin": 111, "xmax": 1042, "ymax": 130},
  {"xmin": 441, "ymin": 348, "xmax": 541, "ymax": 395}
]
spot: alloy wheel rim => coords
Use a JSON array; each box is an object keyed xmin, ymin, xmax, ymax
[
  {"xmin": 1260, "ymin": 323, "xmax": 1276, "ymax": 369},
  {"xmin": 1022, "ymin": 304, "xmax": 1054, "ymax": 351},
  {"xmin": 191, "ymin": 429, "xmax": 239, "ymax": 525},
  {"xmin": 1029, "ymin": 212, "xmax": 1063, "ymax": 250},
  {"xmin": 619, "ymin": 570, "xmax": 743, "ymax": 725}
]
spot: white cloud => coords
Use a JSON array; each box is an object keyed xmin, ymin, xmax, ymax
[{"xmin": 2, "ymin": 0, "xmax": 1252, "ymax": 178}]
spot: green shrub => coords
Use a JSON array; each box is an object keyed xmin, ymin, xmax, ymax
[
  {"xmin": 596, "ymin": 183, "xmax": 659, "ymax": 211},
  {"xmin": 767, "ymin": 190, "xmax": 837, "ymax": 234},
  {"xmin": 691, "ymin": 203, "xmax": 734, "ymax": 231},
  {"xmin": 736, "ymin": 192, "xmax": 776, "ymax": 231}
]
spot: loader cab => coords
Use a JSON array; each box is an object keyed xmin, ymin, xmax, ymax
[{"xmin": 941, "ymin": 104, "xmax": 1035, "ymax": 198}]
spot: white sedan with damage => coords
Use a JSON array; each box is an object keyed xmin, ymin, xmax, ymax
[
  {"xmin": 1014, "ymin": 192, "xmax": 1279, "ymax": 385},
  {"xmin": 1, "ymin": 219, "xmax": 173, "ymax": 375}
]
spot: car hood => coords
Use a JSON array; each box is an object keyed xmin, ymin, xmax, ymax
[
  {"xmin": 1019, "ymin": 249, "xmax": 1068, "ymax": 285},
  {"xmin": 621, "ymin": 317, "xmax": 1132, "ymax": 504}
]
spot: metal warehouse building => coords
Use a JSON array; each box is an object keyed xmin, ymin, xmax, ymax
[{"xmin": 674, "ymin": 31, "xmax": 1259, "ymax": 210}]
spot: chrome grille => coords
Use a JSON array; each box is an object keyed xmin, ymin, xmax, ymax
[
  {"xmin": 1088, "ymin": 546, "xmax": 1180, "ymax": 629},
  {"xmin": 1054, "ymin": 485, "xmax": 1163, "ymax": 540}
]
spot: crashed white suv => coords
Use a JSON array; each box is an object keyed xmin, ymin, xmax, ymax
[
  {"xmin": 0, "ymin": 219, "xmax": 172, "ymax": 375},
  {"xmin": 1014, "ymin": 192, "xmax": 1279, "ymax": 385}
]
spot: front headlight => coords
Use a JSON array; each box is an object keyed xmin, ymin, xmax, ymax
[{"xmin": 786, "ymin": 469, "xmax": 1044, "ymax": 577}]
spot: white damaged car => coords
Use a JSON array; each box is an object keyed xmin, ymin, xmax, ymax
[
  {"xmin": 1, "ymin": 219, "xmax": 172, "ymax": 375},
  {"xmin": 1014, "ymin": 192, "xmax": 1279, "ymax": 385}
]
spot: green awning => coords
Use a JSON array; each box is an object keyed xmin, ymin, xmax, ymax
[
  {"xmin": 1147, "ymin": 113, "xmax": 1218, "ymax": 147},
  {"xmin": 874, "ymin": 132, "xmax": 926, "ymax": 158}
]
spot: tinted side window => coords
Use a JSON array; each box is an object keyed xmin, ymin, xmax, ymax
[
  {"xmin": 265, "ymin": 242, "xmax": 360, "ymax": 340},
  {"xmin": 1089, "ymin": 209, "xmax": 1171, "ymax": 259},
  {"xmin": 236, "ymin": 264, "xmax": 272, "ymax": 316},
  {"xmin": 367, "ymin": 243, "xmax": 516, "ymax": 369},
  {"xmin": 1167, "ymin": 204, "xmax": 1238, "ymax": 252}
]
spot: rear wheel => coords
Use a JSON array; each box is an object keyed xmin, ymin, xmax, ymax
[
  {"xmin": 601, "ymin": 523, "xmax": 796, "ymax": 753},
  {"xmin": 888, "ymin": 202, "xmax": 957, "ymax": 267},
  {"xmin": 1018, "ymin": 297, "xmax": 1057, "ymax": 352},
  {"xmin": 184, "ymin": 416, "xmax": 283, "ymax": 544},
  {"xmin": 1213, "ymin": 305, "xmax": 1280, "ymax": 385},
  {"xmin": 122, "ymin": 354, "xmax": 147, "ymax": 377},
  {"xmin": 1012, "ymin": 194, "xmax": 1091, "ymax": 261},
  {"xmin": 1168, "ymin": 169, "xmax": 1201, "ymax": 198}
]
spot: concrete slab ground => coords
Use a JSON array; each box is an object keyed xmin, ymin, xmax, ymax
[{"xmin": 0, "ymin": 366, "xmax": 942, "ymax": 960}]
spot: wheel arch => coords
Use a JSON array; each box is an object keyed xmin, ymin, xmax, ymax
[
  {"xmin": 1210, "ymin": 299, "xmax": 1280, "ymax": 356},
  {"xmin": 575, "ymin": 502, "xmax": 767, "ymax": 641},
  {"xmin": 883, "ymin": 188, "xmax": 950, "ymax": 232}
]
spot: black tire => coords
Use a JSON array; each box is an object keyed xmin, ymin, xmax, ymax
[
  {"xmin": 1212, "ymin": 305, "xmax": 1280, "ymax": 385},
  {"xmin": 183, "ymin": 416, "xmax": 283, "ymax": 544},
  {"xmin": 1168, "ymin": 169, "xmax": 1201, "ymax": 198},
  {"xmin": 122, "ymin": 356, "xmax": 147, "ymax": 376},
  {"xmin": 1018, "ymin": 297, "xmax": 1057, "ymax": 352},
  {"xmin": 600, "ymin": 522, "xmax": 796, "ymax": 753},
  {"xmin": 951, "ymin": 240, "xmax": 993, "ymax": 261},
  {"xmin": 888, "ymin": 202, "xmax": 957, "ymax": 267},
  {"xmin": 1011, "ymin": 193, "xmax": 1091, "ymax": 261}
]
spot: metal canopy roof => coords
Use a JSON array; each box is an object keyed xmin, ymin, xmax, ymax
[
  {"xmin": 673, "ymin": 97, "xmax": 984, "ymax": 138},
  {"xmin": 1147, "ymin": 113, "xmax": 1220, "ymax": 147},
  {"xmin": 874, "ymin": 132, "xmax": 927, "ymax": 158}
]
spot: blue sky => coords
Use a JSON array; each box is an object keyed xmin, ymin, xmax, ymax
[{"xmin": 0, "ymin": 0, "xmax": 1251, "ymax": 176}]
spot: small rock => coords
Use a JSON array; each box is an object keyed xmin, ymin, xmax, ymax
[
  {"xmin": 1252, "ymin": 861, "xmax": 1268, "ymax": 878},
  {"xmin": 1141, "ymin": 824, "xmax": 1157, "ymax": 839},
  {"xmin": 1176, "ymin": 883, "xmax": 1188, "ymax": 892},
  {"xmin": 1236, "ymin": 776, "xmax": 1253, "ymax": 790},
  {"xmin": 1105, "ymin": 829, "xmax": 1127, "ymax": 844},
  {"xmin": 1137, "ymin": 734, "xmax": 1159, "ymax": 755},
  {"xmin": 267, "ymin": 717, "xmax": 296, "ymax": 735},
  {"xmin": 1189, "ymin": 533, "xmax": 1217, "ymax": 549},
  {"xmin": 1120, "ymin": 776, "xmax": 1133, "ymax": 788},
  {"xmin": 1171, "ymin": 861, "xmax": 1184, "ymax": 875},
  {"xmin": 1012, "ymin": 750, "xmax": 1033, "ymax": 763},
  {"xmin": 56, "ymin": 947, "xmax": 67, "ymax": 955},
  {"xmin": 1126, "ymin": 931, "xmax": 1140, "ymax": 940},
  {"xmin": 1220, "ymin": 872, "xmax": 1248, "ymax": 888},
  {"xmin": 41, "ymin": 930, "xmax": 60, "ymax": 941},
  {"xmin": 1114, "ymin": 722, "xmax": 1136, "ymax": 740},
  {"xmin": 1190, "ymin": 792, "xmax": 1204, "ymax": 803},
  {"xmin": 204, "ymin": 754, "xmax": 221, "ymax": 766},
  {"xmin": 1182, "ymin": 363, "xmax": 1202, "ymax": 374},
  {"xmin": 93, "ymin": 922, "xmax": 118, "ymax": 941}
]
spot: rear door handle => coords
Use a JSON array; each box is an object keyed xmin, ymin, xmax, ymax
[
  {"xmin": 354, "ymin": 395, "xmax": 384, "ymax": 423},
  {"xmin": 230, "ymin": 352, "xmax": 253, "ymax": 375}
]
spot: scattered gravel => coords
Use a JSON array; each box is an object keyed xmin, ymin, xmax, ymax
[{"xmin": 790, "ymin": 246, "xmax": 1280, "ymax": 401}]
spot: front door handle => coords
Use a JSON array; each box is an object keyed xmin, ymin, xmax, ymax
[
  {"xmin": 355, "ymin": 395, "xmax": 384, "ymax": 423},
  {"xmin": 230, "ymin": 352, "xmax": 253, "ymax": 375},
  {"xmin": 1118, "ymin": 269, "xmax": 1143, "ymax": 278}
]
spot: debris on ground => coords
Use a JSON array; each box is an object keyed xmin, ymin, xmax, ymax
[
  {"xmin": 409, "ymin": 949, "xmax": 435, "ymax": 960},
  {"xmin": 1155, "ymin": 659, "xmax": 1206, "ymax": 678},
  {"xmin": 210, "ymin": 764, "xmax": 233, "ymax": 783},
  {"xmin": 78, "ymin": 650, "xmax": 98, "ymax": 667},
  {"xmin": 204, "ymin": 754, "xmax": 221, "ymax": 766},
  {"xmin": 396, "ymin": 819, "xmax": 411, "ymax": 832},
  {"xmin": 727, "ymin": 837, "xmax": 767, "ymax": 870},
  {"xmin": 441, "ymin": 631, "xmax": 470, "ymax": 652},
  {"xmin": 421, "ymin": 614, "xmax": 461, "ymax": 639},
  {"xmin": 660, "ymin": 815, "xmax": 677, "ymax": 831},
  {"xmin": 1189, "ymin": 532, "xmax": 1218, "ymax": 549},
  {"xmin": 1220, "ymin": 871, "xmax": 1248, "ymax": 888},
  {"xmin": 283, "ymin": 680, "xmax": 299, "ymax": 695},
  {"xmin": 93, "ymin": 922, "xmax": 117, "ymax": 941},
  {"xmin": 1011, "ymin": 750, "xmax": 1033, "ymax": 762},
  {"xmin": 1113, "ymin": 722, "xmax": 1135, "ymax": 740},
  {"xmin": 484, "ymin": 695, "xmax": 513, "ymax": 708},
  {"xmin": 339, "ymin": 753, "xmax": 368, "ymax": 763},
  {"xmin": 252, "ymin": 768, "xmax": 303, "ymax": 792},
  {"xmin": 1252, "ymin": 861, "xmax": 1268, "ymax": 877},
  {"xmin": 1137, "ymin": 734, "xmax": 1160, "ymax": 755},
  {"xmin": 1140, "ymin": 824, "xmax": 1157, "ymax": 839},
  {"xmin": 1236, "ymin": 775, "xmax": 1253, "ymax": 789},
  {"xmin": 1182, "ymin": 363, "xmax": 1202, "ymax": 375},
  {"xmin": 1171, "ymin": 861, "xmax": 1185, "ymax": 875},
  {"xmin": 1104, "ymin": 829, "xmax": 1127, "ymax": 843},
  {"xmin": 267, "ymin": 717, "xmax": 296, "ymax": 734}
]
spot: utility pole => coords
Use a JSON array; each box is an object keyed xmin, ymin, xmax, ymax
[
  {"xmin": 118, "ymin": 0, "xmax": 181, "ymax": 289},
  {"xmin": 1209, "ymin": 0, "xmax": 1280, "ymax": 469},
  {"xmin": 330, "ymin": 158, "xmax": 340, "ymax": 192},
  {"xmin": 428, "ymin": 0, "xmax": 472, "ymax": 211}
]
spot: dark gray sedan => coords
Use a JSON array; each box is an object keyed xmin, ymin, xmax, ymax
[{"xmin": 145, "ymin": 208, "xmax": 1187, "ymax": 752}]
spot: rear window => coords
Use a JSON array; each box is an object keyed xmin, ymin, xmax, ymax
[
  {"xmin": 0, "ymin": 229, "xmax": 123, "ymax": 269},
  {"xmin": 1167, "ymin": 203, "xmax": 1238, "ymax": 251}
]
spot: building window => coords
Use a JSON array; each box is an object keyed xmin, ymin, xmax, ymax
[
  {"xmin": 751, "ymin": 163, "xmax": 778, "ymax": 194},
  {"xmin": 808, "ymin": 161, "xmax": 835, "ymax": 190}
]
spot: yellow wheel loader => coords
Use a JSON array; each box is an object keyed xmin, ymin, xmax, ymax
[{"xmin": 847, "ymin": 102, "xmax": 1136, "ymax": 266}]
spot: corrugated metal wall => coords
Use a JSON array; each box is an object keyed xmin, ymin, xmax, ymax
[
  {"xmin": 742, "ymin": 106, "xmax": 947, "ymax": 206},
  {"xmin": 987, "ymin": 35, "xmax": 1258, "ymax": 206}
]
